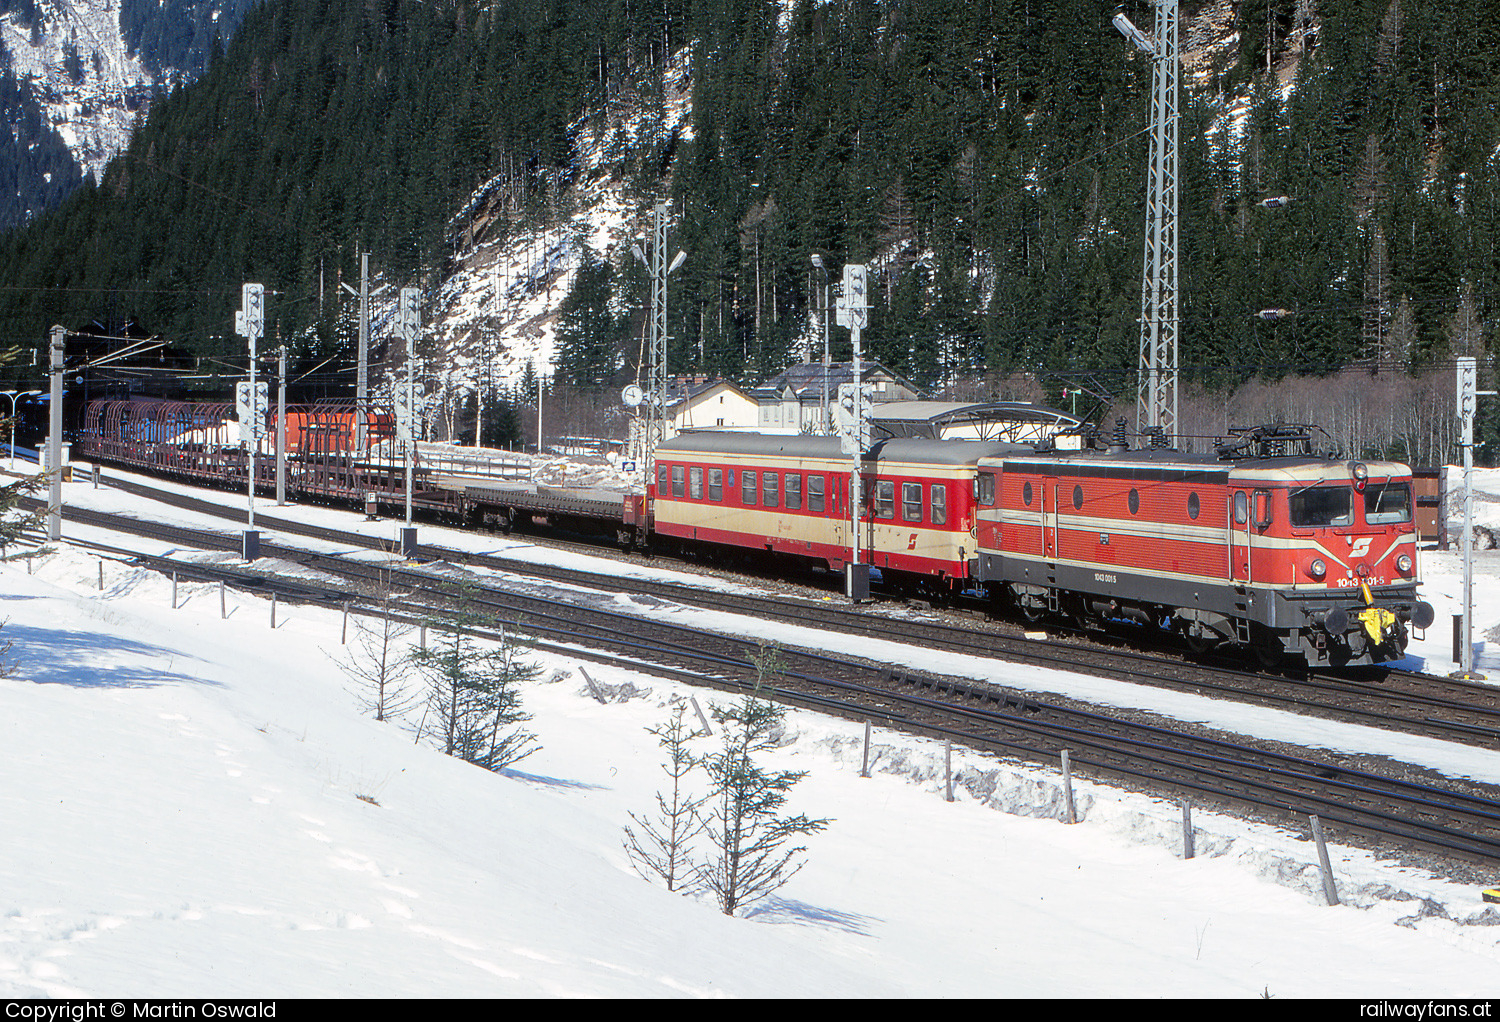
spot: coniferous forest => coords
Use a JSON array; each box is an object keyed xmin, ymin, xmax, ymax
[{"xmin": 0, "ymin": 0, "xmax": 1497, "ymax": 453}]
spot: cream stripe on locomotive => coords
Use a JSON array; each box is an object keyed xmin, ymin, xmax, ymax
[{"xmin": 987, "ymin": 508, "xmax": 1231, "ymax": 545}]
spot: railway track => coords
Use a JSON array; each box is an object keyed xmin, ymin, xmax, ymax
[
  {"xmin": 45, "ymin": 471, "xmax": 1500, "ymax": 752},
  {"xmin": 19, "ymin": 483, "xmax": 1500, "ymax": 869}
]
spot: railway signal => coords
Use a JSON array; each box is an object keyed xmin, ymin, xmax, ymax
[
  {"xmin": 235, "ymin": 381, "xmax": 268, "ymax": 443},
  {"xmin": 1453, "ymin": 356, "xmax": 1495, "ymax": 680},
  {"xmin": 235, "ymin": 283, "xmax": 265, "ymax": 557},
  {"xmin": 834, "ymin": 262, "xmax": 871, "ymax": 601}
]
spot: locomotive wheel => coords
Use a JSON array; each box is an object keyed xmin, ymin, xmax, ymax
[{"xmin": 1249, "ymin": 625, "xmax": 1284, "ymax": 668}]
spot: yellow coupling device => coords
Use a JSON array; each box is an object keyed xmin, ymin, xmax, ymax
[{"xmin": 1354, "ymin": 581, "xmax": 1397, "ymax": 645}]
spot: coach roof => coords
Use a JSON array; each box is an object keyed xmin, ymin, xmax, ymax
[{"xmin": 657, "ymin": 431, "xmax": 1026, "ymax": 466}]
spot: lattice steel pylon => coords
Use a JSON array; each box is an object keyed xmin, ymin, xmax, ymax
[
  {"xmin": 643, "ymin": 203, "xmax": 669, "ymax": 477},
  {"xmin": 633, "ymin": 203, "xmax": 684, "ymax": 483},
  {"xmin": 1116, "ymin": 0, "xmax": 1180, "ymax": 445}
]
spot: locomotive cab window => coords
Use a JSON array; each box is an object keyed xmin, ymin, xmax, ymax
[
  {"xmin": 902, "ymin": 482, "xmax": 923, "ymax": 522},
  {"xmin": 742, "ymin": 470, "xmax": 757, "ymax": 505},
  {"xmin": 1233, "ymin": 491, "xmax": 1247, "ymax": 525},
  {"xmin": 975, "ymin": 472, "xmax": 997, "ymax": 506},
  {"xmin": 1364, "ymin": 482, "xmax": 1412, "ymax": 524},
  {"xmin": 1290, "ymin": 487, "xmax": 1352, "ymax": 528}
]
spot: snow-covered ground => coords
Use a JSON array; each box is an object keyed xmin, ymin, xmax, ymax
[{"xmin": 3, "ymin": 465, "xmax": 1500, "ymax": 997}]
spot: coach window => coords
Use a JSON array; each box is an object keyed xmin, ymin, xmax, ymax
[
  {"xmin": 1072, "ymin": 484, "xmax": 1083, "ymax": 510},
  {"xmin": 931, "ymin": 483, "xmax": 947, "ymax": 525},
  {"xmin": 875, "ymin": 479, "xmax": 896, "ymax": 519},
  {"xmin": 1188, "ymin": 492, "xmax": 1200, "ymax": 520},
  {"xmin": 808, "ymin": 474, "xmax": 825, "ymax": 513},
  {"xmin": 976, "ymin": 471, "xmax": 997, "ymax": 506},
  {"xmin": 658, "ymin": 464, "xmax": 669, "ymax": 495},
  {"xmin": 742, "ymin": 470, "xmax": 757, "ymax": 506},
  {"xmin": 902, "ymin": 482, "xmax": 923, "ymax": 522},
  {"xmin": 1129, "ymin": 488, "xmax": 1140, "ymax": 515},
  {"xmin": 786, "ymin": 473, "xmax": 802, "ymax": 511},
  {"xmin": 690, "ymin": 466, "xmax": 703, "ymax": 499},
  {"xmin": 1233, "ymin": 491, "xmax": 1247, "ymax": 525},
  {"xmin": 671, "ymin": 464, "xmax": 685, "ymax": 498},
  {"xmin": 763, "ymin": 471, "xmax": 780, "ymax": 508},
  {"xmin": 709, "ymin": 468, "xmax": 723, "ymax": 502}
]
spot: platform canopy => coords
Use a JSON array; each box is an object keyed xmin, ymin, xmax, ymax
[{"xmin": 867, "ymin": 401, "xmax": 1083, "ymax": 443}]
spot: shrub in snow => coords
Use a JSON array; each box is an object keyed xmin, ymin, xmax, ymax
[{"xmin": 407, "ymin": 586, "xmax": 541, "ymax": 771}]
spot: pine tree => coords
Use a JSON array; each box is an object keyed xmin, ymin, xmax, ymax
[
  {"xmin": 554, "ymin": 246, "xmax": 621, "ymax": 386},
  {"xmin": 407, "ymin": 586, "xmax": 541, "ymax": 771},
  {"xmin": 696, "ymin": 645, "xmax": 829, "ymax": 916},
  {"xmin": 623, "ymin": 701, "xmax": 708, "ymax": 893}
]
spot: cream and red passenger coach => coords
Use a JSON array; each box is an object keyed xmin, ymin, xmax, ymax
[{"xmin": 651, "ymin": 432, "xmax": 1015, "ymax": 590}]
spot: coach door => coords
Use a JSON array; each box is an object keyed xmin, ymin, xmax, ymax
[
  {"xmin": 1230, "ymin": 489, "xmax": 1251, "ymax": 582},
  {"xmin": 830, "ymin": 472, "xmax": 845, "ymax": 548}
]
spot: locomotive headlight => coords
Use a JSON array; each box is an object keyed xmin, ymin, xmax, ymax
[
  {"xmin": 1308, "ymin": 558, "xmax": 1327, "ymax": 579},
  {"xmin": 1349, "ymin": 461, "xmax": 1369, "ymax": 492},
  {"xmin": 1396, "ymin": 553, "xmax": 1413, "ymax": 575}
]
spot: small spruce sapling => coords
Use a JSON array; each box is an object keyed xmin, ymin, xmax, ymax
[
  {"xmin": 696, "ymin": 644, "xmax": 831, "ymax": 916},
  {"xmin": 407, "ymin": 584, "xmax": 541, "ymax": 770},
  {"xmin": 624, "ymin": 701, "xmax": 708, "ymax": 892}
]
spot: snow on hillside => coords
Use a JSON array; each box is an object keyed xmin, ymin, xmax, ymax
[
  {"xmin": 0, "ymin": 0, "xmax": 156, "ymax": 183},
  {"xmin": 424, "ymin": 50, "xmax": 697, "ymax": 428},
  {"xmin": 1, "ymin": 465, "xmax": 1499, "ymax": 996}
]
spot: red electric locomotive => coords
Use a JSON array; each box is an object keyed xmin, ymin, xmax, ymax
[{"xmin": 970, "ymin": 425, "xmax": 1434, "ymax": 666}]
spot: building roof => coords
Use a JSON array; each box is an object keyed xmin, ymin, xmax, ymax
[{"xmin": 757, "ymin": 361, "xmax": 923, "ymax": 401}]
